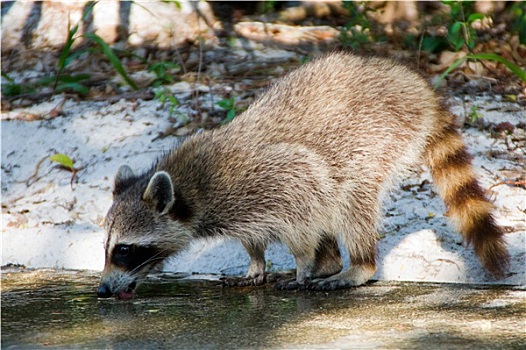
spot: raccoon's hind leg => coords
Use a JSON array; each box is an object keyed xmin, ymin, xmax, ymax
[
  {"xmin": 275, "ymin": 245, "xmax": 318, "ymax": 290},
  {"xmin": 274, "ymin": 234, "xmax": 343, "ymax": 290},
  {"xmin": 224, "ymin": 242, "xmax": 267, "ymax": 287},
  {"xmin": 309, "ymin": 245, "xmax": 377, "ymax": 291},
  {"xmin": 309, "ymin": 185, "xmax": 379, "ymax": 291},
  {"xmin": 313, "ymin": 234, "xmax": 343, "ymax": 278}
]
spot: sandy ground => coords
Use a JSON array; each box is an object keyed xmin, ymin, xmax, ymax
[{"xmin": 2, "ymin": 87, "xmax": 525, "ymax": 286}]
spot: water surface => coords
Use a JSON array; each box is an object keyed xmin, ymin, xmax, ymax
[{"xmin": 2, "ymin": 269, "xmax": 524, "ymax": 349}]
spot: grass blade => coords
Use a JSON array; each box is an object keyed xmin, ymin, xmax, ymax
[
  {"xmin": 466, "ymin": 53, "xmax": 526, "ymax": 82},
  {"xmin": 434, "ymin": 56, "xmax": 467, "ymax": 88},
  {"xmin": 58, "ymin": 24, "xmax": 79, "ymax": 72},
  {"xmin": 2, "ymin": 72, "xmax": 15, "ymax": 82},
  {"xmin": 55, "ymin": 82, "xmax": 90, "ymax": 95},
  {"xmin": 84, "ymin": 33, "xmax": 138, "ymax": 90},
  {"xmin": 433, "ymin": 52, "xmax": 526, "ymax": 88},
  {"xmin": 82, "ymin": 1, "xmax": 97, "ymax": 21}
]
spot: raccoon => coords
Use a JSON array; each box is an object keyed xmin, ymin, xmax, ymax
[{"xmin": 97, "ymin": 52, "xmax": 509, "ymax": 299}]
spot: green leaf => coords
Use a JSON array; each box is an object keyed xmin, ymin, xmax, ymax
[
  {"xmin": 467, "ymin": 13, "xmax": 484, "ymax": 23},
  {"xmin": 434, "ymin": 56, "xmax": 468, "ymax": 88},
  {"xmin": 154, "ymin": 89, "xmax": 167, "ymax": 103},
  {"xmin": 82, "ymin": 1, "xmax": 97, "ymax": 21},
  {"xmin": 1, "ymin": 73, "xmax": 36, "ymax": 96},
  {"xmin": 221, "ymin": 109, "xmax": 236, "ymax": 125},
  {"xmin": 36, "ymin": 76, "xmax": 57, "ymax": 86},
  {"xmin": 50, "ymin": 154, "xmax": 75, "ymax": 170},
  {"xmin": 422, "ymin": 36, "xmax": 448, "ymax": 53},
  {"xmin": 216, "ymin": 98, "xmax": 234, "ymax": 110},
  {"xmin": 466, "ymin": 53, "xmax": 526, "ymax": 82},
  {"xmin": 58, "ymin": 24, "xmax": 79, "ymax": 72},
  {"xmin": 449, "ymin": 21, "xmax": 463, "ymax": 35},
  {"xmin": 55, "ymin": 82, "xmax": 90, "ymax": 95},
  {"xmin": 466, "ymin": 38, "xmax": 475, "ymax": 50},
  {"xmin": 38, "ymin": 74, "xmax": 90, "ymax": 88},
  {"xmin": 1, "ymin": 82, "xmax": 33, "ymax": 97},
  {"xmin": 64, "ymin": 49, "xmax": 90, "ymax": 68},
  {"xmin": 162, "ymin": 0, "xmax": 182, "ymax": 10},
  {"xmin": 434, "ymin": 52, "xmax": 526, "ymax": 89},
  {"xmin": 447, "ymin": 22, "xmax": 466, "ymax": 51},
  {"xmin": 1, "ymin": 72, "xmax": 15, "ymax": 83},
  {"xmin": 444, "ymin": 1, "xmax": 462, "ymax": 19},
  {"xmin": 167, "ymin": 95, "xmax": 179, "ymax": 106},
  {"xmin": 84, "ymin": 33, "xmax": 138, "ymax": 90},
  {"xmin": 148, "ymin": 62, "xmax": 180, "ymax": 73}
]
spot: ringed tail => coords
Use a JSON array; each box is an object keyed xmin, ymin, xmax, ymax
[{"xmin": 424, "ymin": 118, "xmax": 510, "ymax": 278}]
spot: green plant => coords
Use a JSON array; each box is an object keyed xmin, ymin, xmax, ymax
[
  {"xmin": 421, "ymin": 1, "xmax": 482, "ymax": 53},
  {"xmin": 84, "ymin": 33, "xmax": 138, "ymax": 90},
  {"xmin": 510, "ymin": 2, "xmax": 526, "ymax": 45},
  {"xmin": 1, "ymin": 8, "xmax": 95, "ymax": 98},
  {"xmin": 435, "ymin": 52, "xmax": 526, "ymax": 87},
  {"xmin": 148, "ymin": 61, "xmax": 180, "ymax": 87},
  {"xmin": 47, "ymin": 2, "xmax": 96, "ymax": 94},
  {"xmin": 442, "ymin": 0, "xmax": 484, "ymax": 51},
  {"xmin": 50, "ymin": 153, "xmax": 80, "ymax": 187},
  {"xmin": 420, "ymin": 11, "xmax": 450, "ymax": 53},
  {"xmin": 1, "ymin": 73, "xmax": 35, "ymax": 96},
  {"xmin": 425, "ymin": 1, "xmax": 526, "ymax": 86},
  {"xmin": 154, "ymin": 88, "xmax": 188, "ymax": 124},
  {"xmin": 421, "ymin": 35, "xmax": 449, "ymax": 54},
  {"xmin": 162, "ymin": 0, "xmax": 182, "ymax": 9},
  {"xmin": 50, "ymin": 153, "xmax": 75, "ymax": 171},
  {"xmin": 468, "ymin": 104, "xmax": 481, "ymax": 123},
  {"xmin": 38, "ymin": 74, "xmax": 91, "ymax": 95},
  {"xmin": 47, "ymin": 1, "xmax": 137, "ymax": 95},
  {"xmin": 340, "ymin": 1, "xmax": 375, "ymax": 49},
  {"xmin": 217, "ymin": 97, "xmax": 237, "ymax": 124},
  {"xmin": 259, "ymin": 1, "xmax": 277, "ymax": 14},
  {"xmin": 299, "ymin": 55, "xmax": 310, "ymax": 65}
]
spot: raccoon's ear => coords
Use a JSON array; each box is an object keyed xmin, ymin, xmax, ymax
[
  {"xmin": 143, "ymin": 171, "xmax": 174, "ymax": 214},
  {"xmin": 114, "ymin": 165, "xmax": 135, "ymax": 196}
]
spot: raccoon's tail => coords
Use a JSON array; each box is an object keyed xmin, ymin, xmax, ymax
[{"xmin": 424, "ymin": 118, "xmax": 509, "ymax": 278}]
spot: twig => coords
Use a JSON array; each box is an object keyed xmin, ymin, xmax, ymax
[
  {"xmin": 47, "ymin": 97, "xmax": 67, "ymax": 119},
  {"xmin": 16, "ymin": 156, "xmax": 49, "ymax": 187},
  {"xmin": 488, "ymin": 179, "xmax": 526, "ymax": 190}
]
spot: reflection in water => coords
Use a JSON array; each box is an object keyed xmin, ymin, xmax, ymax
[
  {"xmin": 1, "ymin": 270, "xmax": 334, "ymax": 349},
  {"xmin": 1, "ymin": 269, "xmax": 524, "ymax": 349}
]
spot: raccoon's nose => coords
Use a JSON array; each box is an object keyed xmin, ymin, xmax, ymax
[{"xmin": 97, "ymin": 283, "xmax": 113, "ymax": 298}]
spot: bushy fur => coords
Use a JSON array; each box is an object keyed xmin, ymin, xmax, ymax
[{"xmin": 98, "ymin": 52, "xmax": 509, "ymax": 297}]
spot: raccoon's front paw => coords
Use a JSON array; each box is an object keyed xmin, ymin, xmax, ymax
[
  {"xmin": 306, "ymin": 278, "xmax": 355, "ymax": 291},
  {"xmin": 274, "ymin": 278, "xmax": 309, "ymax": 290},
  {"xmin": 222, "ymin": 274, "xmax": 266, "ymax": 287}
]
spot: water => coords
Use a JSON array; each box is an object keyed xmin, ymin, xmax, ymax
[{"xmin": 2, "ymin": 268, "xmax": 525, "ymax": 349}]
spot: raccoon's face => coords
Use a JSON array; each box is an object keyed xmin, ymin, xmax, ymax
[{"xmin": 98, "ymin": 166, "xmax": 190, "ymax": 300}]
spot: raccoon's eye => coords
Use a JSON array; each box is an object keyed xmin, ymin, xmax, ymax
[{"xmin": 117, "ymin": 245, "xmax": 130, "ymax": 256}]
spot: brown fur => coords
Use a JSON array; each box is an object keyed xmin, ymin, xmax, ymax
[{"xmin": 97, "ymin": 52, "xmax": 509, "ymax": 297}]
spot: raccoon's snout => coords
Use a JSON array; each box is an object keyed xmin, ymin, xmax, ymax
[
  {"xmin": 97, "ymin": 281, "xmax": 137, "ymax": 299},
  {"xmin": 97, "ymin": 282, "xmax": 113, "ymax": 298}
]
